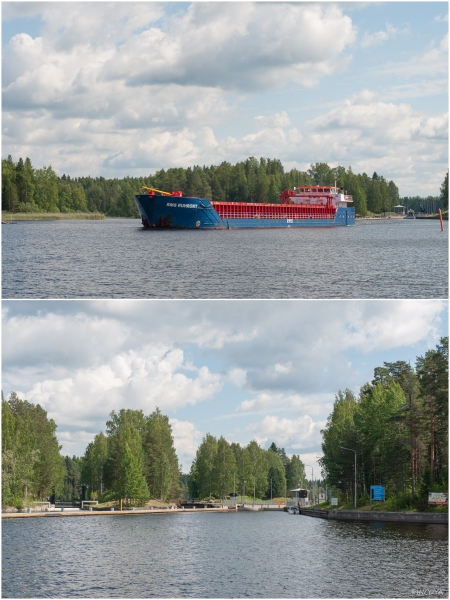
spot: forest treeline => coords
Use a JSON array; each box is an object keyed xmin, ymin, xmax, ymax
[
  {"xmin": 1, "ymin": 402, "xmax": 181, "ymax": 507},
  {"xmin": 2, "ymin": 339, "xmax": 447, "ymax": 509},
  {"xmin": 188, "ymin": 436, "xmax": 305, "ymax": 501},
  {"xmin": 321, "ymin": 338, "xmax": 448, "ymax": 509},
  {"xmin": 80, "ymin": 408, "xmax": 180, "ymax": 504},
  {"xmin": 1, "ymin": 392, "xmax": 305, "ymax": 507},
  {"xmin": 2, "ymin": 393, "xmax": 65, "ymax": 509},
  {"xmin": 3, "ymin": 155, "xmax": 446, "ymax": 217}
]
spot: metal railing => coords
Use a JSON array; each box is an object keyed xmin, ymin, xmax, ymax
[{"xmin": 81, "ymin": 500, "xmax": 98, "ymax": 510}]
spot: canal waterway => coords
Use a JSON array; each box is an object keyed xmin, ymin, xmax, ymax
[
  {"xmin": 2, "ymin": 218, "xmax": 447, "ymax": 299},
  {"xmin": 2, "ymin": 511, "xmax": 447, "ymax": 598}
]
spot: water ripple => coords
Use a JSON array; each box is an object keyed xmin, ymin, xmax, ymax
[
  {"xmin": 2, "ymin": 512, "xmax": 448, "ymax": 598},
  {"xmin": 2, "ymin": 219, "xmax": 448, "ymax": 298}
]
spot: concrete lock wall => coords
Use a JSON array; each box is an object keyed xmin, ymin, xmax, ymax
[{"xmin": 298, "ymin": 509, "xmax": 448, "ymax": 524}]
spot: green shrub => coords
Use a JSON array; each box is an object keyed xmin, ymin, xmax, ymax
[{"xmin": 98, "ymin": 490, "xmax": 117, "ymax": 503}]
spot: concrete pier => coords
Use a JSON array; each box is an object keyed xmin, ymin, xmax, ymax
[
  {"xmin": 298, "ymin": 508, "xmax": 448, "ymax": 524},
  {"xmin": 2, "ymin": 506, "xmax": 234, "ymax": 519}
]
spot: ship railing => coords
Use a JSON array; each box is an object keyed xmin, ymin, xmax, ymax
[{"xmin": 214, "ymin": 211, "xmax": 336, "ymax": 220}]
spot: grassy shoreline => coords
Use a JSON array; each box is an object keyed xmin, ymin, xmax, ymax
[
  {"xmin": 309, "ymin": 500, "xmax": 448, "ymax": 513},
  {"xmin": 2, "ymin": 212, "xmax": 105, "ymax": 221}
]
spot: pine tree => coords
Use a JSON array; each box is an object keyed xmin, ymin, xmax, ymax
[{"xmin": 416, "ymin": 338, "xmax": 449, "ymax": 488}]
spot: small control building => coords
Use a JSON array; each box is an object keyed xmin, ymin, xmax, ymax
[{"xmin": 291, "ymin": 488, "xmax": 309, "ymax": 506}]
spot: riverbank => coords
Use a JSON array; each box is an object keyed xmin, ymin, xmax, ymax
[
  {"xmin": 298, "ymin": 508, "xmax": 448, "ymax": 524},
  {"xmin": 2, "ymin": 212, "xmax": 105, "ymax": 221}
]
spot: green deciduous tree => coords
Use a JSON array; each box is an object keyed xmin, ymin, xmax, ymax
[
  {"xmin": 245, "ymin": 440, "xmax": 268, "ymax": 499},
  {"xmin": 117, "ymin": 439, "xmax": 149, "ymax": 505},
  {"xmin": 286, "ymin": 455, "xmax": 305, "ymax": 493},
  {"xmin": 308, "ymin": 163, "xmax": 334, "ymax": 185},
  {"xmin": 34, "ymin": 166, "xmax": 59, "ymax": 212},
  {"xmin": 81, "ymin": 432, "xmax": 108, "ymax": 496},
  {"xmin": 2, "ymin": 393, "xmax": 65, "ymax": 506},
  {"xmin": 211, "ymin": 436, "xmax": 237, "ymax": 501},
  {"xmin": 266, "ymin": 448, "xmax": 286, "ymax": 498},
  {"xmin": 144, "ymin": 408, "xmax": 180, "ymax": 501},
  {"xmin": 192, "ymin": 434, "xmax": 218, "ymax": 499}
]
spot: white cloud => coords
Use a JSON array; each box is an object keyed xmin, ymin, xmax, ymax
[
  {"xmin": 57, "ymin": 429, "xmax": 98, "ymax": 458},
  {"xmin": 2, "ymin": 312, "xmax": 130, "ymax": 370},
  {"xmin": 17, "ymin": 346, "xmax": 223, "ymax": 431},
  {"xmin": 245, "ymin": 415, "xmax": 325, "ymax": 452},
  {"xmin": 273, "ymin": 362, "xmax": 292, "ymax": 375},
  {"xmin": 382, "ymin": 34, "xmax": 448, "ymax": 78},
  {"xmin": 3, "ymin": 299, "xmax": 447, "ymax": 465},
  {"xmin": 342, "ymin": 300, "xmax": 446, "ymax": 352},
  {"xmin": 3, "ymin": 3, "xmax": 355, "ymax": 105},
  {"xmin": 227, "ymin": 368, "xmax": 247, "ymax": 387},
  {"xmin": 361, "ymin": 22, "xmax": 409, "ymax": 48},
  {"xmin": 306, "ymin": 90, "xmax": 444, "ymax": 143},
  {"xmin": 2, "ymin": 2, "xmax": 355, "ymax": 177},
  {"xmin": 361, "ymin": 30, "xmax": 389, "ymax": 48},
  {"xmin": 170, "ymin": 418, "xmax": 203, "ymax": 473},
  {"xmin": 237, "ymin": 393, "xmax": 334, "ymax": 418},
  {"xmin": 2, "ymin": 5, "xmax": 446, "ymax": 196},
  {"xmin": 4, "ymin": 300, "xmax": 444, "ymax": 394},
  {"xmin": 254, "ymin": 112, "xmax": 291, "ymax": 131},
  {"xmin": 301, "ymin": 91, "xmax": 448, "ymax": 195},
  {"xmin": 300, "ymin": 452, "xmax": 323, "ymax": 480}
]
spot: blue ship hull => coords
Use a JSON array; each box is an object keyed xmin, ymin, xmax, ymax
[{"xmin": 134, "ymin": 195, "xmax": 355, "ymax": 229}]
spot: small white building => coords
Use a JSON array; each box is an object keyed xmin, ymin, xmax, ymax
[
  {"xmin": 291, "ymin": 488, "xmax": 309, "ymax": 506},
  {"xmin": 394, "ymin": 205, "xmax": 406, "ymax": 216}
]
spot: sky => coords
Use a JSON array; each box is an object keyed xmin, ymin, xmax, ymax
[
  {"xmin": 2, "ymin": 1, "xmax": 448, "ymax": 197},
  {"xmin": 2, "ymin": 299, "xmax": 448, "ymax": 476}
]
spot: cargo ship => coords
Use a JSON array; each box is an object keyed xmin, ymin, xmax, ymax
[{"xmin": 134, "ymin": 185, "xmax": 355, "ymax": 229}]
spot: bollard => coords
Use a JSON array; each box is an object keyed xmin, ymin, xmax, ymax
[
  {"xmin": 27, "ymin": 507, "xmax": 31, "ymax": 514},
  {"xmin": 110, "ymin": 507, "xmax": 114, "ymax": 511},
  {"xmin": 89, "ymin": 507, "xmax": 93, "ymax": 512}
]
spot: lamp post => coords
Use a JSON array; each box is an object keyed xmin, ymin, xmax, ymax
[
  {"xmin": 305, "ymin": 465, "xmax": 314, "ymax": 506},
  {"xmin": 338, "ymin": 446, "xmax": 357, "ymax": 508}
]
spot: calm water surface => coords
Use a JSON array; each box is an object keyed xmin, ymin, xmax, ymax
[
  {"xmin": 2, "ymin": 512, "xmax": 448, "ymax": 598},
  {"xmin": 2, "ymin": 219, "xmax": 447, "ymax": 298}
]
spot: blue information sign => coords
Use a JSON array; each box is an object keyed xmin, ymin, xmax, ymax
[{"xmin": 370, "ymin": 485, "xmax": 385, "ymax": 501}]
